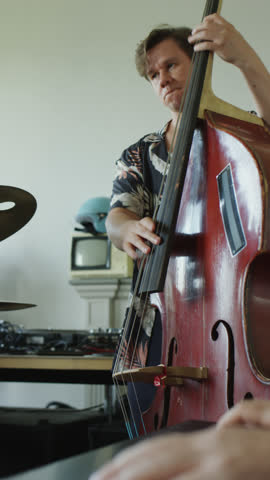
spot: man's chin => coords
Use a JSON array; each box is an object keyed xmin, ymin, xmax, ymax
[
  {"xmin": 164, "ymin": 97, "xmax": 182, "ymax": 112},
  {"xmin": 165, "ymin": 101, "xmax": 181, "ymax": 114},
  {"xmin": 164, "ymin": 91, "xmax": 182, "ymax": 109}
]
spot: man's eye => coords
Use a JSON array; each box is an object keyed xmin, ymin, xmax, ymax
[
  {"xmin": 151, "ymin": 72, "xmax": 158, "ymax": 80},
  {"xmin": 168, "ymin": 63, "xmax": 175, "ymax": 70}
]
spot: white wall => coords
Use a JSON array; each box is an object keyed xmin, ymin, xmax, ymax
[{"xmin": 0, "ymin": 0, "xmax": 269, "ymax": 407}]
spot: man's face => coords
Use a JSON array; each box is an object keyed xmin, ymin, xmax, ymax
[{"xmin": 146, "ymin": 38, "xmax": 192, "ymax": 115}]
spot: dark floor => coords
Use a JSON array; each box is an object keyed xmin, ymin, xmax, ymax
[{"xmin": 0, "ymin": 406, "xmax": 128, "ymax": 478}]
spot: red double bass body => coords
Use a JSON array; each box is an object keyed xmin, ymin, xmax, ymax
[{"xmin": 141, "ymin": 110, "xmax": 270, "ymax": 431}]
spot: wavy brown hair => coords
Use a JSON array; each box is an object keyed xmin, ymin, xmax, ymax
[{"xmin": 135, "ymin": 25, "xmax": 193, "ymax": 80}]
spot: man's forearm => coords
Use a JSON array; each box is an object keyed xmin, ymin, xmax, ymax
[
  {"xmin": 238, "ymin": 50, "xmax": 270, "ymax": 126},
  {"xmin": 105, "ymin": 207, "xmax": 140, "ymax": 251}
]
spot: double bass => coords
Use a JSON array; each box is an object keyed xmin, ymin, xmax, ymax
[{"xmin": 113, "ymin": 0, "xmax": 270, "ymax": 437}]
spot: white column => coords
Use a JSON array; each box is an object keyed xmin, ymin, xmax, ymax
[
  {"xmin": 72, "ymin": 279, "xmax": 119, "ymax": 329},
  {"xmin": 113, "ymin": 279, "xmax": 131, "ymax": 328}
]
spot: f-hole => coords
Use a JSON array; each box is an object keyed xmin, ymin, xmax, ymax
[
  {"xmin": 160, "ymin": 337, "xmax": 177, "ymax": 429},
  {"xmin": 211, "ymin": 320, "xmax": 235, "ymax": 409}
]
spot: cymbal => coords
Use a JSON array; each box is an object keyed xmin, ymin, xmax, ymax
[
  {"xmin": 0, "ymin": 302, "xmax": 36, "ymax": 311},
  {"xmin": 0, "ymin": 186, "xmax": 37, "ymax": 242}
]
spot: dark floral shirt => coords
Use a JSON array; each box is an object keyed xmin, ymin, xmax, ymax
[
  {"xmin": 110, "ymin": 124, "xmax": 169, "ymax": 373},
  {"xmin": 110, "ymin": 123, "xmax": 169, "ymax": 220}
]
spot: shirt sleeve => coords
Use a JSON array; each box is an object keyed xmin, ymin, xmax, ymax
[{"xmin": 109, "ymin": 140, "xmax": 151, "ymax": 219}]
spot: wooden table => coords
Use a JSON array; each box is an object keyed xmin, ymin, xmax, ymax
[{"xmin": 0, "ymin": 354, "xmax": 113, "ymax": 384}]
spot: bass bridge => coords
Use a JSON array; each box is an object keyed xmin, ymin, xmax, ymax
[{"xmin": 113, "ymin": 365, "xmax": 208, "ymax": 386}]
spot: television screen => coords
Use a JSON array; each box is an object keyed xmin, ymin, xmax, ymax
[
  {"xmin": 71, "ymin": 236, "xmax": 110, "ymax": 270},
  {"xmin": 70, "ymin": 232, "xmax": 133, "ymax": 279}
]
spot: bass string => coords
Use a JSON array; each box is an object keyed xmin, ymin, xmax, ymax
[
  {"xmin": 112, "ymin": 172, "xmax": 175, "ymax": 438},
  {"xmin": 112, "ymin": 0, "xmax": 215, "ymax": 438},
  {"xmin": 113, "ymin": 248, "xmax": 152, "ymax": 377},
  {"xmin": 111, "ymin": 116, "xmax": 187, "ymax": 438},
  {"xmin": 152, "ymin": 53, "xmax": 201, "ymax": 243},
  {"xmin": 132, "ymin": 0, "xmax": 214, "ymax": 348},
  {"xmin": 112, "ymin": 2, "xmax": 201, "ymax": 379},
  {"xmin": 112, "ymin": 100, "xmax": 179, "ymax": 437},
  {"xmin": 150, "ymin": 0, "xmax": 215, "ymax": 243},
  {"xmin": 154, "ymin": 11, "xmax": 214, "ymax": 242},
  {"xmin": 112, "ymin": 255, "xmax": 151, "ymax": 438},
  {"xmin": 112, "ymin": 44, "xmax": 201, "ymax": 441},
  {"xmin": 125, "ymin": 1, "xmax": 218, "ymax": 434}
]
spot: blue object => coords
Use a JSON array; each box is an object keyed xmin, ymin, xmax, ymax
[{"xmin": 75, "ymin": 197, "xmax": 110, "ymax": 234}]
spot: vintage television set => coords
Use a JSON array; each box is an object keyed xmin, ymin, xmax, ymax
[{"xmin": 70, "ymin": 232, "xmax": 133, "ymax": 279}]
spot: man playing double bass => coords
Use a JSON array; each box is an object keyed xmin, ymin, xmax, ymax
[
  {"xmin": 93, "ymin": 13, "xmax": 270, "ymax": 480},
  {"xmin": 106, "ymin": 14, "xmax": 270, "ymax": 259}
]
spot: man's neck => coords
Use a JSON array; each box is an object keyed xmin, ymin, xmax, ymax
[{"xmin": 165, "ymin": 114, "xmax": 180, "ymax": 151}]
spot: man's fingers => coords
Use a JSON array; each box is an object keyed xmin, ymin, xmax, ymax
[
  {"xmin": 218, "ymin": 399, "xmax": 270, "ymax": 430},
  {"xmin": 90, "ymin": 434, "xmax": 195, "ymax": 480},
  {"xmin": 134, "ymin": 218, "xmax": 161, "ymax": 252}
]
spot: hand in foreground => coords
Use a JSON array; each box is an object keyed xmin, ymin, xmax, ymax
[
  {"xmin": 218, "ymin": 398, "xmax": 270, "ymax": 430},
  {"xmin": 188, "ymin": 13, "xmax": 254, "ymax": 69},
  {"xmin": 89, "ymin": 425, "xmax": 270, "ymax": 480}
]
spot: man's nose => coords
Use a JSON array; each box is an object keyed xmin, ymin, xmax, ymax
[{"xmin": 159, "ymin": 70, "xmax": 170, "ymax": 88}]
